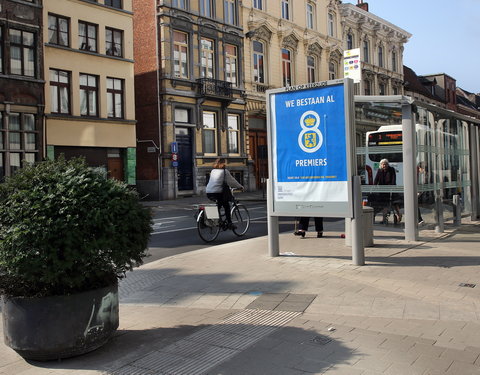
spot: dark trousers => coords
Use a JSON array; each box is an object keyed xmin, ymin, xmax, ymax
[
  {"xmin": 298, "ymin": 217, "xmax": 324, "ymax": 232},
  {"xmin": 207, "ymin": 193, "xmax": 232, "ymax": 223}
]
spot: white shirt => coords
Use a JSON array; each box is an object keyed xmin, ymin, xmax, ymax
[{"xmin": 206, "ymin": 168, "xmax": 243, "ymax": 193}]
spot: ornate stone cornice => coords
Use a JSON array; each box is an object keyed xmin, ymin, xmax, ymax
[{"xmin": 282, "ymin": 33, "xmax": 299, "ymax": 52}]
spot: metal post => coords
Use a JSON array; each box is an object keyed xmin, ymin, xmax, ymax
[
  {"xmin": 435, "ymin": 196, "xmax": 445, "ymax": 233},
  {"xmin": 470, "ymin": 126, "xmax": 479, "ymax": 220},
  {"xmin": 402, "ymin": 103, "xmax": 418, "ymax": 241},
  {"xmin": 266, "ymin": 178, "xmax": 279, "ymax": 257},
  {"xmin": 352, "ymin": 176, "xmax": 365, "ymax": 266},
  {"xmin": 453, "ymin": 194, "xmax": 461, "ymax": 226}
]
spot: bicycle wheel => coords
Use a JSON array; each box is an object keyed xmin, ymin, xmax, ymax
[
  {"xmin": 197, "ymin": 210, "xmax": 220, "ymax": 242},
  {"xmin": 231, "ymin": 204, "xmax": 250, "ymax": 236}
]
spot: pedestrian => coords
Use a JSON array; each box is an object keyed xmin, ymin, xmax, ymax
[
  {"xmin": 417, "ymin": 162, "xmax": 426, "ymax": 224},
  {"xmin": 374, "ymin": 158, "xmax": 402, "ymax": 223},
  {"xmin": 293, "ymin": 217, "xmax": 324, "ymax": 238},
  {"xmin": 206, "ymin": 158, "xmax": 243, "ymax": 229}
]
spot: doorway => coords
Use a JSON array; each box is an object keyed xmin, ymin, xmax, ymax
[
  {"xmin": 176, "ymin": 127, "xmax": 194, "ymax": 191},
  {"xmin": 107, "ymin": 149, "xmax": 124, "ymax": 181},
  {"xmin": 248, "ymin": 130, "xmax": 268, "ymax": 190}
]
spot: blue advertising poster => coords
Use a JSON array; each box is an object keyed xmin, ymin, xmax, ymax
[{"xmin": 271, "ymin": 83, "xmax": 349, "ymax": 204}]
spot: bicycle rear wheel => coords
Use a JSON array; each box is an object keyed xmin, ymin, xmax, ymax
[
  {"xmin": 197, "ymin": 210, "xmax": 220, "ymax": 242},
  {"xmin": 231, "ymin": 204, "xmax": 250, "ymax": 236}
]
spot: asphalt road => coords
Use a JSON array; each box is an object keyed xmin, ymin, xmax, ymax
[{"xmin": 145, "ymin": 201, "xmax": 296, "ymax": 264}]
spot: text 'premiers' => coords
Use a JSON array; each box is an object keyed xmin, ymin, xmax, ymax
[{"xmin": 295, "ymin": 158, "xmax": 327, "ymax": 167}]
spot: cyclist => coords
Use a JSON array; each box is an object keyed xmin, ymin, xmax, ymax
[{"xmin": 206, "ymin": 158, "xmax": 243, "ymax": 229}]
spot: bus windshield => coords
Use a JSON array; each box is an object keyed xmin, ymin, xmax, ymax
[{"xmin": 367, "ymin": 131, "xmax": 403, "ymax": 162}]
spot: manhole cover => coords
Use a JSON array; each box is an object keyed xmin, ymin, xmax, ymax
[
  {"xmin": 459, "ymin": 283, "xmax": 476, "ymax": 288},
  {"xmin": 309, "ymin": 336, "xmax": 332, "ymax": 345}
]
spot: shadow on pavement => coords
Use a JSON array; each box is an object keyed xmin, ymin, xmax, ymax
[{"xmin": 24, "ymin": 324, "xmax": 358, "ymax": 375}]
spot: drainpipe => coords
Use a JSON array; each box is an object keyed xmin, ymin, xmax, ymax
[{"xmin": 155, "ymin": 1, "xmax": 163, "ymax": 200}]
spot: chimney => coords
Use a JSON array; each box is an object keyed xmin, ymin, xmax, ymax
[{"xmin": 356, "ymin": 0, "xmax": 369, "ymax": 12}]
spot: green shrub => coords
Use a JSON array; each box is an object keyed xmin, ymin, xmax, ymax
[{"xmin": 0, "ymin": 157, "xmax": 153, "ymax": 297}]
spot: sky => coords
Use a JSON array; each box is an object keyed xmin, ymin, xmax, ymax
[{"xmin": 343, "ymin": 0, "xmax": 480, "ymax": 94}]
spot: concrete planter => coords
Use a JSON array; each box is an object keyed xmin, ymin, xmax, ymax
[{"xmin": 2, "ymin": 283, "xmax": 119, "ymax": 361}]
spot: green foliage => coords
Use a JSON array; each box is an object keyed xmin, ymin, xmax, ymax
[{"xmin": 0, "ymin": 157, "xmax": 153, "ymax": 297}]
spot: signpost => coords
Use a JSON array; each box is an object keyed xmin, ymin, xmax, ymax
[
  {"xmin": 343, "ymin": 48, "xmax": 362, "ymax": 84},
  {"xmin": 266, "ymin": 78, "xmax": 364, "ymax": 265}
]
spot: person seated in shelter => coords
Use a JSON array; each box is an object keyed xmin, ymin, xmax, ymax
[{"xmin": 374, "ymin": 158, "xmax": 402, "ymax": 223}]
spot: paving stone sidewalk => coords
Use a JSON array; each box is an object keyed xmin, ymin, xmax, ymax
[{"xmin": 1, "ymin": 220, "xmax": 479, "ymax": 374}]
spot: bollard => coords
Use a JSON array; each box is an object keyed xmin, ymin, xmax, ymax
[{"xmin": 345, "ymin": 206, "xmax": 374, "ymax": 247}]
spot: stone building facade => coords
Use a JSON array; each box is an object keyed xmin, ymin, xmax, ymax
[
  {"xmin": 0, "ymin": 0, "xmax": 44, "ymax": 181},
  {"xmin": 242, "ymin": 0, "xmax": 344, "ymax": 189},
  {"xmin": 43, "ymin": 0, "xmax": 137, "ymax": 184},
  {"xmin": 133, "ymin": 0, "xmax": 247, "ymax": 200},
  {"xmin": 339, "ymin": 1, "xmax": 411, "ymax": 97}
]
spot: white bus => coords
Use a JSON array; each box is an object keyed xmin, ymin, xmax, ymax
[{"xmin": 365, "ymin": 125, "xmax": 404, "ymax": 185}]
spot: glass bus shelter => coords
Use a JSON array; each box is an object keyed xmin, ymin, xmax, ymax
[{"xmin": 354, "ymin": 96, "xmax": 480, "ymax": 241}]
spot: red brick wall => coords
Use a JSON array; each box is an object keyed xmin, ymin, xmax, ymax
[{"xmin": 133, "ymin": 0, "xmax": 161, "ymax": 180}]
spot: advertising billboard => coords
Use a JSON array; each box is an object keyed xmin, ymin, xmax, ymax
[{"xmin": 267, "ymin": 79, "xmax": 354, "ymax": 218}]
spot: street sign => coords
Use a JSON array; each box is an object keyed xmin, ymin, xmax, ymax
[
  {"xmin": 171, "ymin": 142, "xmax": 178, "ymax": 153},
  {"xmin": 172, "ymin": 161, "xmax": 178, "ymax": 167},
  {"xmin": 343, "ymin": 48, "xmax": 361, "ymax": 83},
  {"xmin": 171, "ymin": 153, "xmax": 178, "ymax": 161}
]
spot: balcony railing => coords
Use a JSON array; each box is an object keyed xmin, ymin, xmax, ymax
[{"xmin": 197, "ymin": 78, "xmax": 233, "ymax": 100}]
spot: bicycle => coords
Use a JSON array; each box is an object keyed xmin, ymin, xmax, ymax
[{"xmin": 195, "ymin": 189, "xmax": 250, "ymax": 242}]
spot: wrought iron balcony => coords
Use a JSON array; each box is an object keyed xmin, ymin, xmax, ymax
[{"xmin": 197, "ymin": 78, "xmax": 233, "ymax": 100}]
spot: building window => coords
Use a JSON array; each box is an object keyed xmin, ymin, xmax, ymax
[
  {"xmin": 78, "ymin": 21, "xmax": 97, "ymax": 52},
  {"xmin": 107, "ymin": 77, "xmax": 124, "ymax": 119},
  {"xmin": 281, "ymin": 0, "xmax": 290, "ymax": 20},
  {"xmin": 202, "ymin": 111, "xmax": 216, "ymax": 154},
  {"xmin": 175, "ymin": 108, "xmax": 190, "ymax": 123},
  {"xmin": 364, "ymin": 80, "xmax": 371, "ymax": 95},
  {"xmin": 379, "ymin": 83, "xmax": 386, "ymax": 95},
  {"xmin": 200, "ymin": 38, "xmax": 214, "ymax": 78},
  {"xmin": 391, "ymin": 50, "xmax": 397, "ymax": 72},
  {"xmin": 253, "ymin": 0, "xmax": 263, "ymax": 10},
  {"xmin": 252, "ymin": 40, "xmax": 265, "ymax": 83},
  {"xmin": 282, "ymin": 48, "xmax": 292, "ymax": 87},
  {"xmin": 225, "ymin": 44, "xmax": 238, "ymax": 86},
  {"xmin": 173, "ymin": 31, "xmax": 189, "ymax": 78},
  {"xmin": 172, "ymin": 0, "xmax": 187, "ymax": 9},
  {"xmin": 378, "ymin": 45, "xmax": 383, "ymax": 68},
  {"xmin": 48, "ymin": 14, "xmax": 69, "ymax": 47},
  {"xmin": 307, "ymin": 55, "xmax": 316, "ymax": 83},
  {"xmin": 9, "ymin": 29, "xmax": 35, "ymax": 77},
  {"xmin": 80, "ymin": 74, "xmax": 98, "ymax": 117},
  {"xmin": 1, "ymin": 112, "xmax": 38, "ymax": 178},
  {"xmin": 228, "ymin": 114, "xmax": 240, "ymax": 154},
  {"xmin": 105, "ymin": 0, "xmax": 122, "ymax": 9},
  {"xmin": 346, "ymin": 33, "xmax": 353, "ymax": 50},
  {"xmin": 328, "ymin": 12, "xmax": 335, "ymax": 37},
  {"xmin": 363, "ymin": 39, "xmax": 369, "ymax": 63},
  {"xmin": 0, "ymin": 28, "xmax": 3, "ymax": 74},
  {"xmin": 200, "ymin": 0, "xmax": 213, "ymax": 17},
  {"xmin": 393, "ymin": 86, "xmax": 399, "ymax": 95},
  {"xmin": 106, "ymin": 27, "xmax": 123, "ymax": 57},
  {"xmin": 224, "ymin": 0, "xmax": 237, "ymax": 25},
  {"xmin": 50, "ymin": 69, "xmax": 70, "ymax": 114},
  {"xmin": 306, "ymin": 2, "xmax": 315, "ymax": 29},
  {"xmin": 328, "ymin": 61, "xmax": 336, "ymax": 80}
]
